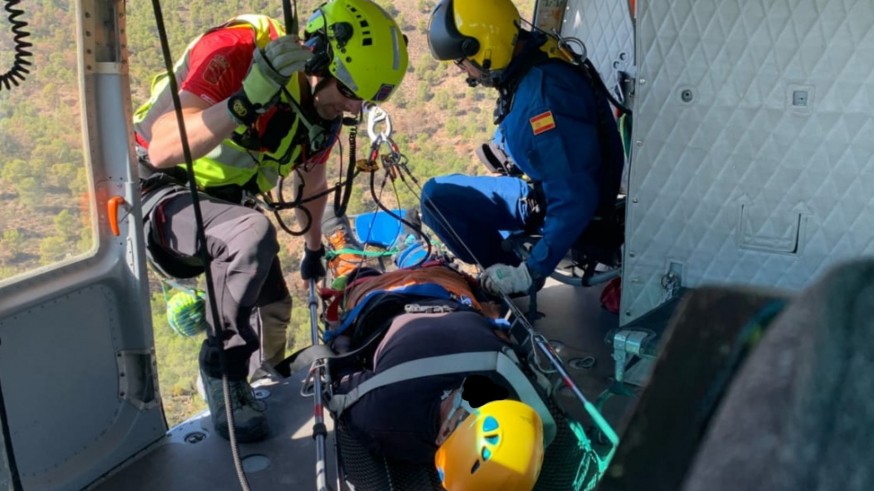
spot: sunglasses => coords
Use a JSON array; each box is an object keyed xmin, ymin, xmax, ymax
[{"xmin": 336, "ymin": 79, "xmax": 363, "ymax": 101}]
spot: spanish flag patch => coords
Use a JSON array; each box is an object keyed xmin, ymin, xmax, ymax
[{"xmin": 530, "ymin": 111, "xmax": 556, "ymax": 135}]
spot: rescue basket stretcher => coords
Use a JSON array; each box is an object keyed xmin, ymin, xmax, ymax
[{"xmin": 283, "ymin": 209, "xmax": 620, "ymax": 491}]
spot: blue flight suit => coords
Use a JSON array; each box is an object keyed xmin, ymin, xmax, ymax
[{"xmin": 421, "ymin": 47, "xmax": 625, "ymax": 281}]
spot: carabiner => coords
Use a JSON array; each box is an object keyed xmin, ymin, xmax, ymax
[{"xmin": 364, "ymin": 102, "xmax": 392, "ymax": 146}]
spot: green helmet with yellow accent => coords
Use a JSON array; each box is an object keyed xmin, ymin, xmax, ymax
[
  {"xmin": 304, "ymin": 0, "xmax": 409, "ymax": 102},
  {"xmin": 428, "ymin": 0, "xmax": 521, "ymax": 85}
]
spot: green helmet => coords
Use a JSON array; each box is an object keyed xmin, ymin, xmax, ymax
[
  {"xmin": 304, "ymin": 0, "xmax": 409, "ymax": 102},
  {"xmin": 166, "ymin": 289, "xmax": 207, "ymax": 337}
]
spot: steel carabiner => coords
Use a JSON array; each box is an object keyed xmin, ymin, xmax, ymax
[{"xmin": 364, "ymin": 102, "xmax": 392, "ymax": 147}]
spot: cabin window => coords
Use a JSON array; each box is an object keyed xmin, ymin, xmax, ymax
[{"xmin": 0, "ymin": 3, "xmax": 95, "ymax": 284}]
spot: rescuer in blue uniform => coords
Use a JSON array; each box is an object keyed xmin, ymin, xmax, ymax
[{"xmin": 421, "ymin": 0, "xmax": 625, "ymax": 296}]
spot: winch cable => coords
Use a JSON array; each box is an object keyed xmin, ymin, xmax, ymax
[{"xmin": 149, "ymin": 1, "xmax": 250, "ymax": 489}]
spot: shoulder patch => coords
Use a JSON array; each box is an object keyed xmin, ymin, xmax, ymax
[
  {"xmin": 203, "ymin": 55, "xmax": 230, "ymax": 86},
  {"xmin": 530, "ymin": 111, "xmax": 556, "ymax": 135}
]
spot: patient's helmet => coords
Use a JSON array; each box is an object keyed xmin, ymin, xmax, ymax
[{"xmin": 435, "ymin": 399, "xmax": 544, "ymax": 491}]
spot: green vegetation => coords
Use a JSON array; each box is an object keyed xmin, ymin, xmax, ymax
[{"xmin": 1, "ymin": 0, "xmax": 536, "ymax": 427}]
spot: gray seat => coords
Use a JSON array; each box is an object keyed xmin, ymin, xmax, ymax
[
  {"xmin": 682, "ymin": 259, "xmax": 874, "ymax": 491},
  {"xmin": 598, "ymin": 258, "xmax": 874, "ymax": 491}
]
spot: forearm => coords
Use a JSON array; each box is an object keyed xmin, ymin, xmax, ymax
[{"xmin": 147, "ymin": 100, "xmax": 237, "ymax": 168}]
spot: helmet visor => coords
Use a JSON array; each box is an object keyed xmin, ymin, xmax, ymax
[{"xmin": 428, "ymin": 0, "xmax": 476, "ymax": 61}]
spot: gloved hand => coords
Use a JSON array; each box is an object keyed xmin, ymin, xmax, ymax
[
  {"xmin": 480, "ymin": 262, "xmax": 532, "ymax": 296},
  {"xmin": 300, "ymin": 245, "xmax": 326, "ymax": 280},
  {"xmin": 230, "ymin": 36, "xmax": 311, "ymax": 124}
]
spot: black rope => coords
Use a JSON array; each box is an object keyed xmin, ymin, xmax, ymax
[
  {"xmin": 282, "ymin": 0, "xmax": 298, "ymax": 37},
  {"xmin": 269, "ymin": 127, "xmax": 355, "ymax": 235},
  {"xmin": 0, "ymin": 337, "xmax": 23, "ymax": 490},
  {"xmin": 368, "ymin": 170, "xmax": 433, "ymax": 268},
  {"xmin": 272, "ymin": 167, "xmax": 312, "ymax": 236},
  {"xmin": 581, "ymin": 58, "xmax": 631, "ymax": 116},
  {"xmin": 334, "ymin": 123, "xmax": 359, "ymax": 217},
  {"xmin": 148, "ymin": 1, "xmax": 250, "ymax": 489}
]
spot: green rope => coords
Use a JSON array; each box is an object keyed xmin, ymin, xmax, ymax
[{"xmin": 325, "ymin": 247, "xmax": 399, "ymax": 259}]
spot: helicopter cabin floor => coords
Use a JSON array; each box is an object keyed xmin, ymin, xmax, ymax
[{"xmin": 89, "ymin": 279, "xmax": 680, "ymax": 491}]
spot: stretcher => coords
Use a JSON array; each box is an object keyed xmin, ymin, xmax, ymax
[{"xmin": 285, "ymin": 209, "xmax": 619, "ymax": 491}]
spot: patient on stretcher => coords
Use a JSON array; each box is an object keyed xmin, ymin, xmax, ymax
[{"xmin": 320, "ymin": 256, "xmax": 546, "ymax": 490}]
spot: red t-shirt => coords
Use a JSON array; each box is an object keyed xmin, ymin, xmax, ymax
[
  {"xmin": 182, "ymin": 27, "xmax": 255, "ymax": 106},
  {"xmin": 146, "ymin": 25, "xmax": 337, "ymax": 164}
]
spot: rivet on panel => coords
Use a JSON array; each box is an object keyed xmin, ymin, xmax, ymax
[{"xmin": 679, "ymin": 87, "xmax": 695, "ymax": 103}]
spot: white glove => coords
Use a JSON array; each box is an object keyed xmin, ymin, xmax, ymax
[
  {"xmin": 481, "ymin": 263, "xmax": 532, "ymax": 296},
  {"xmin": 242, "ymin": 36, "xmax": 312, "ymax": 109}
]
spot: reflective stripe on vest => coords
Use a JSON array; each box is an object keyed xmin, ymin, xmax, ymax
[{"xmin": 132, "ymin": 15, "xmax": 304, "ymax": 194}]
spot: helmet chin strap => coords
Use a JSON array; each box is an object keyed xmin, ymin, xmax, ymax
[
  {"xmin": 464, "ymin": 57, "xmax": 496, "ymax": 88},
  {"xmin": 281, "ymin": 76, "xmax": 332, "ymax": 152}
]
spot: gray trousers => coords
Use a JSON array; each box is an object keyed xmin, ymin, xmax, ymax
[{"xmin": 151, "ymin": 192, "xmax": 290, "ymax": 381}]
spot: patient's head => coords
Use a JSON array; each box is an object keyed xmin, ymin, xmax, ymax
[{"xmin": 435, "ymin": 395, "xmax": 544, "ymax": 491}]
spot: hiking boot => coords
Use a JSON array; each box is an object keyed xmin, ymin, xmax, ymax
[
  {"xmin": 200, "ymin": 371, "xmax": 268, "ymax": 443},
  {"xmin": 322, "ymin": 211, "xmax": 365, "ymax": 280}
]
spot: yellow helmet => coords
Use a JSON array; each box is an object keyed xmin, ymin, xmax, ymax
[
  {"xmin": 428, "ymin": 0, "xmax": 521, "ymax": 79},
  {"xmin": 304, "ymin": 0, "xmax": 409, "ymax": 102},
  {"xmin": 435, "ymin": 400, "xmax": 544, "ymax": 491}
]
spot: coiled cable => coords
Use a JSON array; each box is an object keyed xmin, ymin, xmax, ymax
[{"xmin": 1, "ymin": 0, "xmax": 32, "ymax": 91}]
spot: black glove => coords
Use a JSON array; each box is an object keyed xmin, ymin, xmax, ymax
[{"xmin": 300, "ymin": 246, "xmax": 326, "ymax": 280}]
